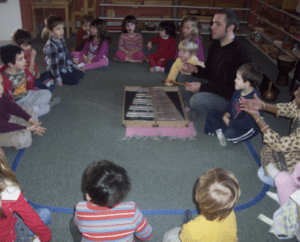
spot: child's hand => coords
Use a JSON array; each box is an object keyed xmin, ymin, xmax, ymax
[
  {"xmin": 35, "ymin": 71, "xmax": 40, "ymax": 79},
  {"xmin": 56, "ymin": 82, "xmax": 63, "ymax": 87},
  {"xmin": 160, "ymin": 58, "xmax": 165, "ymax": 62},
  {"xmin": 222, "ymin": 112, "xmax": 231, "ymax": 127},
  {"xmin": 78, "ymin": 66, "xmax": 85, "ymax": 73},
  {"xmin": 147, "ymin": 42, "xmax": 152, "ymax": 51},
  {"xmin": 73, "ymin": 58, "xmax": 79, "ymax": 65},
  {"xmin": 31, "ymin": 49, "xmax": 37, "ymax": 58},
  {"xmin": 31, "ymin": 235, "xmax": 41, "ymax": 242},
  {"xmin": 27, "ymin": 122, "xmax": 46, "ymax": 136}
]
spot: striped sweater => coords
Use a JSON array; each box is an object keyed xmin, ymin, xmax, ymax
[
  {"xmin": 118, "ymin": 33, "xmax": 143, "ymax": 52},
  {"xmin": 75, "ymin": 201, "xmax": 153, "ymax": 242}
]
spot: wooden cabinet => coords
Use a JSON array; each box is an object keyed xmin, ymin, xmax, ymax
[
  {"xmin": 248, "ymin": 0, "xmax": 300, "ymax": 64},
  {"xmin": 99, "ymin": 0, "xmax": 251, "ymax": 35}
]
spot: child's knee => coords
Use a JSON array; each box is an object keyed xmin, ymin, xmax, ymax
[
  {"xmin": 16, "ymin": 130, "xmax": 32, "ymax": 149},
  {"xmin": 274, "ymin": 171, "xmax": 293, "ymax": 187}
]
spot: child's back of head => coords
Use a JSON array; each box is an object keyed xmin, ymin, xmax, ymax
[
  {"xmin": 0, "ymin": 44, "xmax": 23, "ymax": 67},
  {"xmin": 11, "ymin": 29, "xmax": 32, "ymax": 47},
  {"xmin": 195, "ymin": 167, "xmax": 240, "ymax": 221},
  {"xmin": 238, "ymin": 63, "xmax": 263, "ymax": 88},
  {"xmin": 82, "ymin": 160, "xmax": 131, "ymax": 208}
]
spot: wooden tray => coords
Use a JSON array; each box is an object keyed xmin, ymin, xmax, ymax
[{"xmin": 122, "ymin": 86, "xmax": 189, "ymax": 127}]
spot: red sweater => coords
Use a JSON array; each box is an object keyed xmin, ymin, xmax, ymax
[
  {"xmin": 76, "ymin": 27, "xmax": 90, "ymax": 48},
  {"xmin": 0, "ymin": 94, "xmax": 31, "ymax": 133},
  {"xmin": 24, "ymin": 51, "xmax": 38, "ymax": 78},
  {"xmin": 148, "ymin": 36, "xmax": 177, "ymax": 61},
  {"xmin": 0, "ymin": 189, "xmax": 51, "ymax": 242},
  {"xmin": 0, "ymin": 65, "xmax": 35, "ymax": 101}
]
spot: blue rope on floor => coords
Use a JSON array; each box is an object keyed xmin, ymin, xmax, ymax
[{"xmin": 12, "ymin": 141, "xmax": 269, "ymax": 215}]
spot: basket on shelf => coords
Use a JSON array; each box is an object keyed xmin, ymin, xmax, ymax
[
  {"xmin": 181, "ymin": 0, "xmax": 209, "ymax": 6},
  {"xmin": 112, "ymin": 0, "xmax": 141, "ymax": 4},
  {"xmin": 144, "ymin": 0, "xmax": 173, "ymax": 5},
  {"xmin": 138, "ymin": 22, "xmax": 145, "ymax": 31},
  {"xmin": 50, "ymin": 0, "xmax": 69, "ymax": 2},
  {"xmin": 146, "ymin": 23, "xmax": 157, "ymax": 31},
  {"xmin": 107, "ymin": 9, "xmax": 116, "ymax": 18}
]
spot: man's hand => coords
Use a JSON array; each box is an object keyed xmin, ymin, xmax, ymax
[
  {"xmin": 181, "ymin": 63, "xmax": 197, "ymax": 74},
  {"xmin": 185, "ymin": 82, "xmax": 201, "ymax": 93}
]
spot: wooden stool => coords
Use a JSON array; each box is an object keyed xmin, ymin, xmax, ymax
[
  {"xmin": 71, "ymin": 0, "xmax": 97, "ymax": 33},
  {"xmin": 276, "ymin": 54, "xmax": 296, "ymax": 86}
]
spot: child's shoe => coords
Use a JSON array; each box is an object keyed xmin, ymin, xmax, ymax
[
  {"xmin": 50, "ymin": 97, "xmax": 62, "ymax": 108},
  {"xmin": 216, "ymin": 129, "xmax": 227, "ymax": 146}
]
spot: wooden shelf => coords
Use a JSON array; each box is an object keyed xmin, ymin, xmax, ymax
[
  {"xmin": 248, "ymin": 24, "xmax": 292, "ymax": 56},
  {"xmin": 101, "ymin": 1, "xmax": 250, "ymax": 34},
  {"xmin": 100, "ymin": 3, "xmax": 250, "ymax": 10},
  {"xmin": 250, "ymin": 11, "xmax": 300, "ymax": 43}
]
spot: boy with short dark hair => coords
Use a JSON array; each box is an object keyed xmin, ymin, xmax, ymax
[
  {"xmin": 70, "ymin": 160, "xmax": 153, "ymax": 242},
  {"xmin": 205, "ymin": 63, "xmax": 264, "ymax": 146},
  {"xmin": 0, "ymin": 44, "xmax": 57, "ymax": 117},
  {"xmin": 163, "ymin": 167, "xmax": 240, "ymax": 242},
  {"xmin": 11, "ymin": 29, "xmax": 55, "ymax": 90}
]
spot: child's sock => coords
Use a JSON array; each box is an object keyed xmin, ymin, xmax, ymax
[
  {"xmin": 266, "ymin": 163, "xmax": 280, "ymax": 179},
  {"xmin": 216, "ymin": 129, "xmax": 227, "ymax": 146},
  {"xmin": 49, "ymin": 97, "xmax": 62, "ymax": 108},
  {"xmin": 266, "ymin": 191, "xmax": 280, "ymax": 204},
  {"xmin": 153, "ymin": 66, "xmax": 165, "ymax": 73}
]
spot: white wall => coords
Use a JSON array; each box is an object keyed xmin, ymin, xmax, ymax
[{"xmin": 0, "ymin": 0, "xmax": 22, "ymax": 43}]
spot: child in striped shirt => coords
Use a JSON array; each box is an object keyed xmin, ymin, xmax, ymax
[
  {"xmin": 70, "ymin": 160, "xmax": 153, "ymax": 242},
  {"xmin": 114, "ymin": 15, "xmax": 145, "ymax": 63}
]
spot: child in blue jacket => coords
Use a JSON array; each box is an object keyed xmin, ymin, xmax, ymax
[{"xmin": 205, "ymin": 63, "xmax": 263, "ymax": 146}]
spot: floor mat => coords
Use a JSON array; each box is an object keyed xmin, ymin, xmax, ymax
[{"xmin": 124, "ymin": 121, "xmax": 197, "ymax": 140}]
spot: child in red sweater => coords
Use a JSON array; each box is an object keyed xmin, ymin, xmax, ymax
[
  {"xmin": 147, "ymin": 21, "xmax": 177, "ymax": 72},
  {"xmin": 75, "ymin": 14, "xmax": 94, "ymax": 51},
  {"xmin": 0, "ymin": 148, "xmax": 51, "ymax": 242}
]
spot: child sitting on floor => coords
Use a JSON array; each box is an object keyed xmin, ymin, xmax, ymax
[
  {"xmin": 0, "ymin": 147, "xmax": 51, "ymax": 242},
  {"xmin": 11, "ymin": 29, "xmax": 55, "ymax": 90},
  {"xmin": 147, "ymin": 21, "xmax": 177, "ymax": 72},
  {"xmin": 71, "ymin": 19, "xmax": 110, "ymax": 70},
  {"xmin": 163, "ymin": 167, "xmax": 240, "ymax": 242},
  {"xmin": 75, "ymin": 14, "xmax": 94, "ymax": 52},
  {"xmin": 205, "ymin": 63, "xmax": 263, "ymax": 146},
  {"xmin": 42, "ymin": 15, "xmax": 84, "ymax": 86},
  {"xmin": 114, "ymin": 15, "xmax": 145, "ymax": 63},
  {"xmin": 0, "ymin": 44, "xmax": 59, "ymax": 117},
  {"xmin": 70, "ymin": 160, "xmax": 153, "ymax": 242},
  {"xmin": 165, "ymin": 39, "xmax": 204, "ymax": 85},
  {"xmin": 0, "ymin": 74, "xmax": 46, "ymax": 149}
]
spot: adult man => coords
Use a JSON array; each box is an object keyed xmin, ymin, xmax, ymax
[{"xmin": 178, "ymin": 8, "xmax": 252, "ymax": 117}]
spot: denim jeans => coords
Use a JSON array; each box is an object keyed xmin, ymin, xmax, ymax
[
  {"xmin": 15, "ymin": 208, "xmax": 51, "ymax": 239},
  {"xmin": 177, "ymin": 74, "xmax": 230, "ymax": 116}
]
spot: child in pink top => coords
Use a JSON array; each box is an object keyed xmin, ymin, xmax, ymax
[
  {"xmin": 114, "ymin": 15, "xmax": 144, "ymax": 63},
  {"xmin": 71, "ymin": 19, "xmax": 111, "ymax": 70}
]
